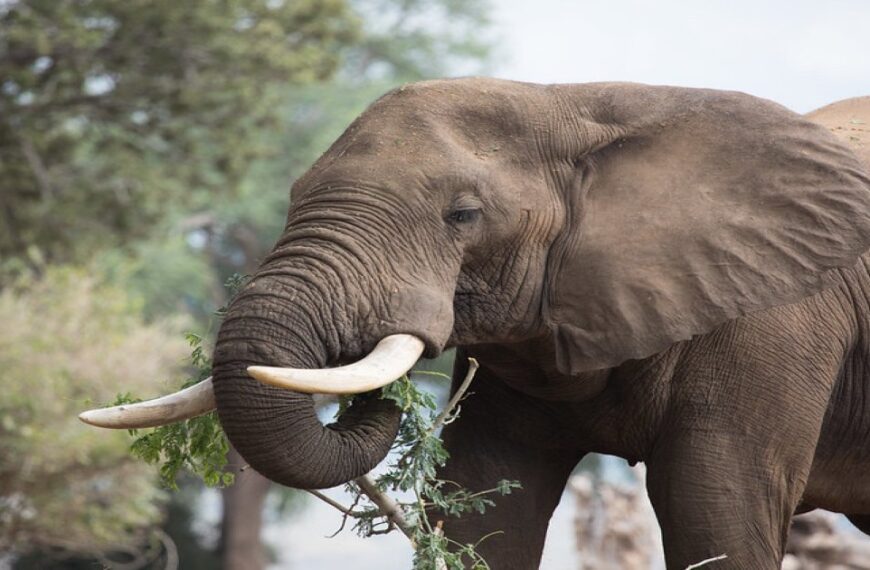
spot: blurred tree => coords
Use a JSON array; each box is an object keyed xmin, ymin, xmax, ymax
[
  {"xmin": 0, "ymin": 265, "xmax": 188, "ymax": 560},
  {"xmin": 1, "ymin": 0, "xmax": 493, "ymax": 567},
  {"xmin": 345, "ymin": 0, "xmax": 493, "ymax": 80},
  {"xmin": 0, "ymin": 0, "xmax": 360, "ymax": 267},
  {"xmin": 0, "ymin": 0, "xmax": 494, "ymax": 272},
  {"xmin": 129, "ymin": 0, "xmax": 497, "ymax": 306}
]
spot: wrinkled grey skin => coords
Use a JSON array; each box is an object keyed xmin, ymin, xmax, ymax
[{"xmin": 211, "ymin": 79, "xmax": 870, "ymax": 569}]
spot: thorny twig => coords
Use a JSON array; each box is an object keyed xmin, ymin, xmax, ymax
[
  {"xmin": 326, "ymin": 492, "xmax": 363, "ymax": 538},
  {"xmin": 305, "ymin": 357, "xmax": 482, "ymax": 548}
]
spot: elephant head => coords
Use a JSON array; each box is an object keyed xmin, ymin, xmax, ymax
[{"xmin": 81, "ymin": 79, "xmax": 870, "ymax": 490}]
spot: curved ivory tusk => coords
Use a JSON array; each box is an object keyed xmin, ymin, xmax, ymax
[
  {"xmin": 247, "ymin": 334, "xmax": 425, "ymax": 395},
  {"xmin": 79, "ymin": 377, "xmax": 216, "ymax": 429}
]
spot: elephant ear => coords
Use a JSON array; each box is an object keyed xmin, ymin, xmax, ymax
[{"xmin": 544, "ymin": 84, "xmax": 870, "ymax": 375}]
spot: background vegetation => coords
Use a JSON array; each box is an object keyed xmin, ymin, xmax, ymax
[
  {"xmin": 0, "ymin": 266, "xmax": 186, "ymax": 559},
  {"xmin": 0, "ymin": 0, "xmax": 493, "ymax": 567}
]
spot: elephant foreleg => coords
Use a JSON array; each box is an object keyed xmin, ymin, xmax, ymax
[
  {"xmin": 645, "ymin": 318, "xmax": 841, "ymax": 570},
  {"xmin": 435, "ymin": 354, "xmax": 582, "ymax": 570}
]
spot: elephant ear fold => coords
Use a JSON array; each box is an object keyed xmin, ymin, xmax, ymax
[{"xmin": 544, "ymin": 85, "xmax": 870, "ymax": 375}]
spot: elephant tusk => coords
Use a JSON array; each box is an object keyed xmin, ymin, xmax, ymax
[
  {"xmin": 247, "ymin": 334, "xmax": 425, "ymax": 395},
  {"xmin": 78, "ymin": 377, "xmax": 216, "ymax": 429}
]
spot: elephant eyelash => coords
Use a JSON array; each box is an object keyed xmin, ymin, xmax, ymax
[{"xmin": 445, "ymin": 208, "xmax": 482, "ymax": 225}]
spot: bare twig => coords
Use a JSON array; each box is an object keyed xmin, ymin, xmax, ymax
[
  {"xmin": 305, "ymin": 489, "xmax": 360, "ymax": 517},
  {"xmin": 330, "ymin": 492, "xmax": 363, "ymax": 538},
  {"xmin": 430, "ymin": 357, "xmax": 479, "ymax": 434},
  {"xmin": 685, "ymin": 554, "xmax": 728, "ymax": 569}
]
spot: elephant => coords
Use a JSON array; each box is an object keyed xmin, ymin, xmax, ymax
[{"xmin": 82, "ymin": 80, "xmax": 870, "ymax": 569}]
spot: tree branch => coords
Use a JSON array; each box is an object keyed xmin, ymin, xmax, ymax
[
  {"xmin": 305, "ymin": 489, "xmax": 361, "ymax": 517},
  {"xmin": 17, "ymin": 134, "xmax": 55, "ymax": 201},
  {"xmin": 355, "ymin": 474, "xmax": 414, "ymax": 541},
  {"xmin": 430, "ymin": 357, "xmax": 479, "ymax": 434}
]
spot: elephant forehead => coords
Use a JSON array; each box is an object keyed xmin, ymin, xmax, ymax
[
  {"xmin": 302, "ymin": 146, "xmax": 481, "ymax": 188},
  {"xmin": 292, "ymin": 124, "xmax": 527, "ymax": 204},
  {"xmin": 342, "ymin": 80, "xmax": 547, "ymax": 155}
]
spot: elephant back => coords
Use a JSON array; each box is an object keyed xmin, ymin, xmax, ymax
[{"xmin": 807, "ymin": 96, "xmax": 870, "ymax": 169}]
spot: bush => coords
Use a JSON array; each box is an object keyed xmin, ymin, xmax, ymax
[{"xmin": 0, "ymin": 266, "xmax": 188, "ymax": 555}]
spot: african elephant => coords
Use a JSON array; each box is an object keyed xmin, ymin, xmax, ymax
[{"xmin": 83, "ymin": 80, "xmax": 870, "ymax": 569}]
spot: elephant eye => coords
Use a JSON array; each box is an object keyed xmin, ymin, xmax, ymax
[{"xmin": 446, "ymin": 208, "xmax": 481, "ymax": 225}]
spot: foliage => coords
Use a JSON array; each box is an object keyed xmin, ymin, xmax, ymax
[
  {"xmin": 344, "ymin": 373, "xmax": 521, "ymax": 570},
  {"xmin": 0, "ymin": 0, "xmax": 361, "ymax": 267},
  {"xmin": 118, "ymin": 350, "xmax": 232, "ymax": 490},
  {"xmin": 0, "ymin": 265, "xmax": 189, "ymax": 554},
  {"xmin": 119, "ymin": 275, "xmax": 247, "ymax": 490},
  {"xmin": 111, "ymin": 352, "xmax": 518, "ymax": 568}
]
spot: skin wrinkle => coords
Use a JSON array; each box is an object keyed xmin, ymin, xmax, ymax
[
  {"xmin": 272, "ymin": 231, "xmax": 380, "ymax": 281},
  {"xmin": 254, "ymin": 257, "xmax": 353, "ymax": 316},
  {"xmin": 803, "ymin": 260, "xmax": 870, "ymax": 514},
  {"xmin": 240, "ymin": 265, "xmax": 348, "ymax": 357},
  {"xmin": 222, "ymin": 312, "xmax": 324, "ymax": 368},
  {"xmin": 451, "ymin": 181, "xmax": 559, "ymax": 342},
  {"xmin": 258, "ymin": 174, "xmax": 458, "ymax": 357},
  {"xmin": 259, "ymin": 224, "xmax": 411, "ymax": 358},
  {"xmin": 453, "ymin": 246, "xmax": 544, "ymax": 340},
  {"xmin": 230, "ymin": 274, "xmax": 347, "ymax": 361},
  {"xmin": 265, "ymin": 246, "xmax": 358, "ymax": 314},
  {"xmin": 283, "ymin": 189, "xmax": 450, "ymax": 292},
  {"xmin": 290, "ymin": 199, "xmax": 411, "ymax": 237}
]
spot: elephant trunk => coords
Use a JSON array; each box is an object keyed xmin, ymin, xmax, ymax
[{"xmin": 211, "ymin": 271, "xmax": 402, "ymax": 489}]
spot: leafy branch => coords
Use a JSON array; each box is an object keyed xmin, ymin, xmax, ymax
[
  {"xmin": 311, "ymin": 359, "xmax": 521, "ymax": 570},
  {"xmin": 111, "ymin": 275, "xmax": 248, "ymax": 489},
  {"xmin": 112, "ymin": 334, "xmax": 230, "ymax": 489}
]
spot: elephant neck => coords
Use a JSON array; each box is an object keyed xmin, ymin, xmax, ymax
[{"xmin": 466, "ymin": 339, "xmax": 613, "ymax": 402}]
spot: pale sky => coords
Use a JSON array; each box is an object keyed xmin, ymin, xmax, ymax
[{"xmin": 490, "ymin": 0, "xmax": 870, "ymax": 113}]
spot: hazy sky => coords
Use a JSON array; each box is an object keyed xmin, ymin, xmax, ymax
[{"xmin": 490, "ymin": 0, "xmax": 870, "ymax": 112}]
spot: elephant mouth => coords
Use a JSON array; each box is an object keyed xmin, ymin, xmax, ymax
[{"xmin": 78, "ymin": 333, "xmax": 426, "ymax": 428}]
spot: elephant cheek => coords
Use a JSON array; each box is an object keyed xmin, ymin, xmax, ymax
[{"xmin": 385, "ymin": 284, "xmax": 454, "ymax": 355}]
